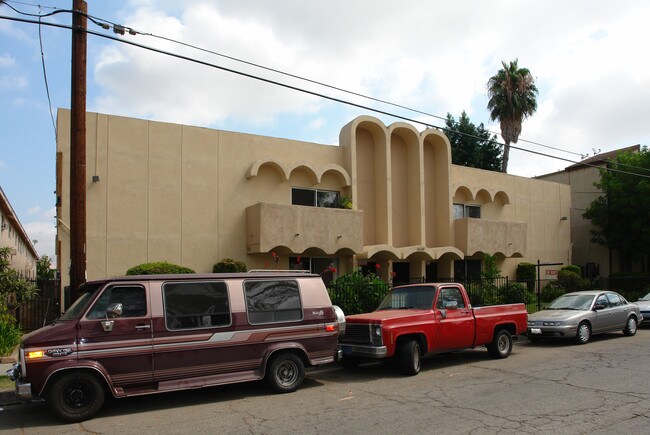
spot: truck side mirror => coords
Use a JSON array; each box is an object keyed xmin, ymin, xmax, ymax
[
  {"xmin": 444, "ymin": 300, "xmax": 459, "ymax": 310},
  {"xmin": 107, "ymin": 303, "xmax": 123, "ymax": 318}
]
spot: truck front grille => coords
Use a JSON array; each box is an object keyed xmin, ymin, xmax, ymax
[{"xmin": 341, "ymin": 324, "xmax": 382, "ymax": 346}]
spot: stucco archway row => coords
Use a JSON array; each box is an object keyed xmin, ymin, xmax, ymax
[
  {"xmin": 452, "ymin": 185, "xmax": 511, "ymax": 205},
  {"xmin": 361, "ymin": 245, "xmax": 465, "ymax": 261},
  {"xmin": 247, "ymin": 159, "xmax": 351, "ymax": 187}
]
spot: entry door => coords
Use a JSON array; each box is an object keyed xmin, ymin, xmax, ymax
[
  {"xmin": 435, "ymin": 286, "xmax": 474, "ymax": 350},
  {"xmin": 77, "ymin": 284, "xmax": 153, "ymax": 387}
]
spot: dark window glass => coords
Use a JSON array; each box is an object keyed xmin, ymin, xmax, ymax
[
  {"xmin": 163, "ymin": 281, "xmax": 230, "ymax": 330},
  {"xmin": 292, "ymin": 188, "xmax": 316, "ymax": 206},
  {"xmin": 466, "ymin": 205, "xmax": 481, "ymax": 218},
  {"xmin": 596, "ymin": 294, "xmax": 609, "ymax": 307},
  {"xmin": 317, "ymin": 190, "xmax": 340, "ymax": 208},
  {"xmin": 606, "ymin": 293, "xmax": 622, "ymax": 307},
  {"xmin": 245, "ymin": 280, "xmax": 302, "ymax": 324},
  {"xmin": 87, "ymin": 286, "xmax": 147, "ymax": 319}
]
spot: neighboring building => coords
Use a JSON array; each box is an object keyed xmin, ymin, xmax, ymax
[
  {"xmin": 55, "ymin": 109, "xmax": 571, "ymax": 291},
  {"xmin": 537, "ymin": 145, "xmax": 640, "ymax": 278},
  {"xmin": 0, "ymin": 185, "xmax": 39, "ymax": 278}
]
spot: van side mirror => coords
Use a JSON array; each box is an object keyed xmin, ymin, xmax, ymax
[{"xmin": 107, "ymin": 303, "xmax": 123, "ymax": 318}]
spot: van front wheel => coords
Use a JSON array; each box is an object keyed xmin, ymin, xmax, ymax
[
  {"xmin": 48, "ymin": 371, "xmax": 105, "ymax": 422},
  {"xmin": 266, "ymin": 353, "xmax": 305, "ymax": 393}
]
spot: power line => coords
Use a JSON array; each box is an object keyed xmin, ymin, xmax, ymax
[
  {"xmin": 38, "ymin": 10, "xmax": 56, "ymax": 140},
  {"xmin": 2, "ymin": 12, "xmax": 650, "ymax": 180}
]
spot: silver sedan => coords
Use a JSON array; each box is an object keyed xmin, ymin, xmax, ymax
[
  {"xmin": 527, "ymin": 290, "xmax": 643, "ymax": 344},
  {"xmin": 636, "ymin": 292, "xmax": 650, "ymax": 324}
]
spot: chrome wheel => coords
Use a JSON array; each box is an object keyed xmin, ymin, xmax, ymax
[
  {"xmin": 623, "ymin": 317, "xmax": 637, "ymax": 336},
  {"xmin": 576, "ymin": 322, "xmax": 591, "ymax": 344}
]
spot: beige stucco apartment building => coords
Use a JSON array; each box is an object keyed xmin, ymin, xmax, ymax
[
  {"xmin": 0, "ymin": 185, "xmax": 39, "ymax": 278},
  {"xmin": 55, "ymin": 109, "xmax": 571, "ymax": 290}
]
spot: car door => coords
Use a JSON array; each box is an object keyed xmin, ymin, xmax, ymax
[
  {"xmin": 77, "ymin": 283, "xmax": 153, "ymax": 387},
  {"xmin": 606, "ymin": 292, "xmax": 628, "ymax": 330},
  {"xmin": 434, "ymin": 286, "xmax": 474, "ymax": 350},
  {"xmin": 591, "ymin": 293, "xmax": 615, "ymax": 333}
]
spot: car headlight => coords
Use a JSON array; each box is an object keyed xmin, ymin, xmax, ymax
[
  {"xmin": 370, "ymin": 324, "xmax": 382, "ymax": 345},
  {"xmin": 542, "ymin": 321, "xmax": 564, "ymax": 326}
]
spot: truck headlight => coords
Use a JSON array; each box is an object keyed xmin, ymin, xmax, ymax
[{"xmin": 370, "ymin": 324, "xmax": 382, "ymax": 345}]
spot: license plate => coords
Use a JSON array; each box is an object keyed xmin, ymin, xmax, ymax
[{"xmin": 530, "ymin": 328, "xmax": 542, "ymax": 334}]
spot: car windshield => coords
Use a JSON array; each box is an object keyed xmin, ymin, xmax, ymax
[
  {"xmin": 58, "ymin": 283, "xmax": 103, "ymax": 320},
  {"xmin": 376, "ymin": 286, "xmax": 435, "ymax": 310},
  {"xmin": 639, "ymin": 292, "xmax": 650, "ymax": 301},
  {"xmin": 547, "ymin": 294, "xmax": 595, "ymax": 310}
]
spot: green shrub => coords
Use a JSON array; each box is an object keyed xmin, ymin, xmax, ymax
[
  {"xmin": 0, "ymin": 321, "xmax": 22, "ymax": 358},
  {"xmin": 213, "ymin": 258, "xmax": 247, "ymax": 273},
  {"xmin": 328, "ymin": 268, "xmax": 389, "ymax": 314},
  {"xmin": 500, "ymin": 281, "xmax": 534, "ymax": 304},
  {"xmin": 126, "ymin": 262, "xmax": 195, "ymax": 275},
  {"xmin": 516, "ymin": 262, "xmax": 536, "ymax": 291},
  {"xmin": 541, "ymin": 282, "xmax": 565, "ymax": 303},
  {"xmin": 557, "ymin": 265, "xmax": 590, "ymax": 292}
]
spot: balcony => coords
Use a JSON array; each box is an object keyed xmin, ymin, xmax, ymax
[
  {"xmin": 454, "ymin": 218, "xmax": 527, "ymax": 257},
  {"xmin": 246, "ymin": 202, "xmax": 363, "ymax": 254}
]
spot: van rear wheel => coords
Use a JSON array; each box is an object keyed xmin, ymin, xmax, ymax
[
  {"xmin": 48, "ymin": 371, "xmax": 105, "ymax": 422},
  {"xmin": 266, "ymin": 353, "xmax": 305, "ymax": 393}
]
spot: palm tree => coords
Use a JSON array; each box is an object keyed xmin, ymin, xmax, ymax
[{"xmin": 487, "ymin": 59, "xmax": 538, "ymax": 173}]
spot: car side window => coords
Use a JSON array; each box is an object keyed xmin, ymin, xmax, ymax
[
  {"xmin": 163, "ymin": 281, "xmax": 231, "ymax": 330},
  {"xmin": 606, "ymin": 293, "xmax": 622, "ymax": 307},
  {"xmin": 436, "ymin": 287, "xmax": 465, "ymax": 309},
  {"xmin": 87, "ymin": 286, "xmax": 147, "ymax": 319},
  {"xmin": 245, "ymin": 279, "xmax": 303, "ymax": 324},
  {"xmin": 595, "ymin": 294, "xmax": 609, "ymax": 308}
]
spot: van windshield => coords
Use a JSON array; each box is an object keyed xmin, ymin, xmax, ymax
[{"xmin": 59, "ymin": 283, "xmax": 103, "ymax": 320}]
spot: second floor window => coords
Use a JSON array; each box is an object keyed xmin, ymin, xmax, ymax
[
  {"xmin": 453, "ymin": 203, "xmax": 481, "ymax": 219},
  {"xmin": 292, "ymin": 188, "xmax": 340, "ymax": 208}
]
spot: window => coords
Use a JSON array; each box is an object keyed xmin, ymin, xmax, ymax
[
  {"xmin": 454, "ymin": 259, "xmax": 482, "ymax": 280},
  {"xmin": 292, "ymin": 188, "xmax": 341, "ymax": 208},
  {"xmin": 595, "ymin": 294, "xmax": 609, "ymax": 308},
  {"xmin": 606, "ymin": 293, "xmax": 622, "ymax": 307},
  {"xmin": 436, "ymin": 287, "xmax": 466, "ymax": 309},
  {"xmin": 453, "ymin": 203, "xmax": 481, "ymax": 219},
  {"xmin": 163, "ymin": 281, "xmax": 230, "ymax": 330},
  {"xmin": 87, "ymin": 286, "xmax": 147, "ymax": 319},
  {"xmin": 245, "ymin": 280, "xmax": 302, "ymax": 324},
  {"xmin": 289, "ymin": 257, "xmax": 337, "ymax": 285}
]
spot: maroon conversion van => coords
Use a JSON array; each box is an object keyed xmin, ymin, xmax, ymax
[{"xmin": 7, "ymin": 271, "xmax": 345, "ymax": 422}]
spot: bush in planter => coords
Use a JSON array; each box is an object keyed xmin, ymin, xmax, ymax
[
  {"xmin": 328, "ymin": 268, "xmax": 389, "ymax": 315},
  {"xmin": 126, "ymin": 262, "xmax": 195, "ymax": 275},
  {"xmin": 541, "ymin": 282, "xmax": 565, "ymax": 303},
  {"xmin": 516, "ymin": 262, "xmax": 536, "ymax": 292},
  {"xmin": 557, "ymin": 265, "xmax": 590, "ymax": 292},
  {"xmin": 213, "ymin": 258, "xmax": 247, "ymax": 273}
]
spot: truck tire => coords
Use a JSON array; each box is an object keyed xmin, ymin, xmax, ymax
[
  {"xmin": 48, "ymin": 371, "xmax": 105, "ymax": 423},
  {"xmin": 398, "ymin": 339, "xmax": 421, "ymax": 376},
  {"xmin": 265, "ymin": 352, "xmax": 305, "ymax": 393},
  {"xmin": 487, "ymin": 330, "xmax": 513, "ymax": 359}
]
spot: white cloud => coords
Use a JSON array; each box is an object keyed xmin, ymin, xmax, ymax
[
  {"xmin": 0, "ymin": 75, "xmax": 28, "ymax": 90},
  {"xmin": 23, "ymin": 219, "xmax": 56, "ymax": 262},
  {"xmin": 84, "ymin": 1, "xmax": 650, "ymax": 178},
  {"xmin": 0, "ymin": 53, "xmax": 15, "ymax": 67}
]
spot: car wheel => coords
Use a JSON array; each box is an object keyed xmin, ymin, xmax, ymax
[
  {"xmin": 398, "ymin": 339, "xmax": 421, "ymax": 376},
  {"xmin": 623, "ymin": 316, "xmax": 638, "ymax": 336},
  {"xmin": 266, "ymin": 353, "xmax": 305, "ymax": 393},
  {"xmin": 575, "ymin": 321, "xmax": 591, "ymax": 344},
  {"xmin": 48, "ymin": 371, "xmax": 105, "ymax": 423},
  {"xmin": 487, "ymin": 330, "xmax": 513, "ymax": 359}
]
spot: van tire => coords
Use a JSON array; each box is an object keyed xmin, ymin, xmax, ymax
[
  {"xmin": 398, "ymin": 339, "xmax": 421, "ymax": 376},
  {"xmin": 266, "ymin": 353, "xmax": 305, "ymax": 393},
  {"xmin": 487, "ymin": 330, "xmax": 513, "ymax": 359},
  {"xmin": 48, "ymin": 371, "xmax": 105, "ymax": 422}
]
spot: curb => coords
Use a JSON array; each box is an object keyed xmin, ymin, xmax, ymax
[{"xmin": 0, "ymin": 390, "xmax": 19, "ymax": 406}]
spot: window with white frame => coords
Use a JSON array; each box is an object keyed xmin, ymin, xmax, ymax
[
  {"xmin": 292, "ymin": 188, "xmax": 341, "ymax": 208},
  {"xmin": 453, "ymin": 203, "xmax": 481, "ymax": 219}
]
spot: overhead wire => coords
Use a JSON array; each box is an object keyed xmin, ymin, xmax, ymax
[
  {"xmin": 1, "ymin": 9, "xmax": 649, "ymax": 178},
  {"xmin": 38, "ymin": 8, "xmax": 57, "ymax": 140}
]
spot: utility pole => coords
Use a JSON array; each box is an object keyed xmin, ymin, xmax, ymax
[{"xmin": 69, "ymin": 0, "xmax": 87, "ymax": 302}]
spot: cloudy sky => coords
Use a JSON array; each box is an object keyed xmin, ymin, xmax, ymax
[{"xmin": 1, "ymin": 0, "xmax": 649, "ymax": 263}]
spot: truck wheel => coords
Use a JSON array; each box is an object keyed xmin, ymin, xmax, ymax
[
  {"xmin": 266, "ymin": 353, "xmax": 305, "ymax": 393},
  {"xmin": 398, "ymin": 339, "xmax": 421, "ymax": 376},
  {"xmin": 487, "ymin": 330, "xmax": 513, "ymax": 359},
  {"xmin": 48, "ymin": 371, "xmax": 105, "ymax": 423},
  {"xmin": 575, "ymin": 321, "xmax": 591, "ymax": 344},
  {"xmin": 623, "ymin": 316, "xmax": 637, "ymax": 336}
]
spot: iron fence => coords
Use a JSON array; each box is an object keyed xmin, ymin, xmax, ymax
[{"xmin": 13, "ymin": 279, "xmax": 61, "ymax": 332}]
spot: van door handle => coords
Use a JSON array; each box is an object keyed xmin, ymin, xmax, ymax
[{"xmin": 135, "ymin": 324, "xmax": 151, "ymax": 330}]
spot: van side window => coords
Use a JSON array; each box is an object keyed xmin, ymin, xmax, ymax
[
  {"xmin": 87, "ymin": 286, "xmax": 147, "ymax": 319},
  {"xmin": 163, "ymin": 281, "xmax": 231, "ymax": 330},
  {"xmin": 244, "ymin": 280, "xmax": 303, "ymax": 324}
]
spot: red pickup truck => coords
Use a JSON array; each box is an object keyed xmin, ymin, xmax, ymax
[{"xmin": 338, "ymin": 283, "xmax": 528, "ymax": 375}]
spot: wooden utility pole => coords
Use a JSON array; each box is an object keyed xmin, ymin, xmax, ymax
[{"xmin": 69, "ymin": 0, "xmax": 87, "ymax": 302}]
